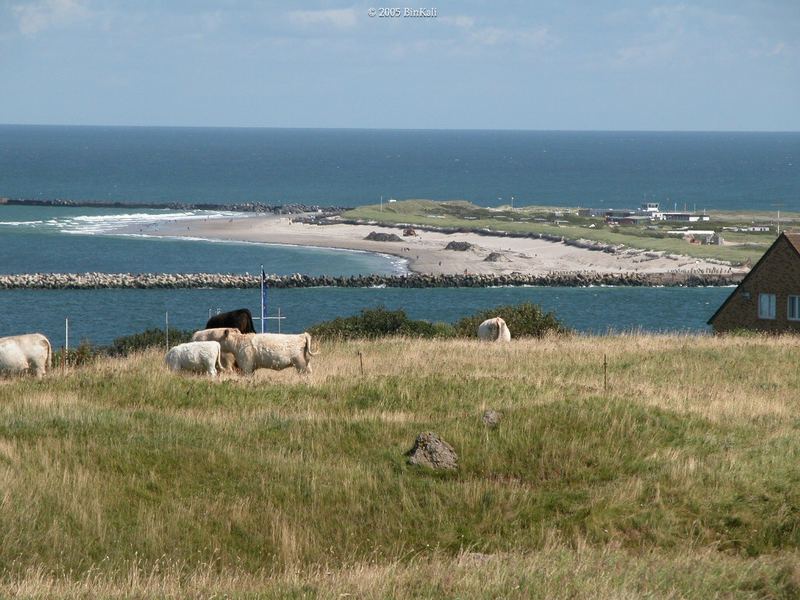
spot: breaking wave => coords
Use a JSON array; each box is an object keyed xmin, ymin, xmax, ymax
[{"xmin": 0, "ymin": 210, "xmax": 241, "ymax": 235}]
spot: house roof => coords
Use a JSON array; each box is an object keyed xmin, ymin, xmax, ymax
[
  {"xmin": 785, "ymin": 233, "xmax": 800, "ymax": 254},
  {"xmin": 707, "ymin": 232, "xmax": 800, "ymax": 325}
]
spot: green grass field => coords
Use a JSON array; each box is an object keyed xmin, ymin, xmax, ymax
[
  {"xmin": 343, "ymin": 200, "xmax": 789, "ymax": 265},
  {"xmin": 2, "ymin": 335, "xmax": 800, "ymax": 598}
]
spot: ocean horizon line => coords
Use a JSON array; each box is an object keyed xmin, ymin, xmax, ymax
[{"xmin": 2, "ymin": 123, "xmax": 799, "ymax": 135}]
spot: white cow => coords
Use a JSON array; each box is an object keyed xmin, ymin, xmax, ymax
[
  {"xmin": 477, "ymin": 317, "xmax": 512, "ymax": 342},
  {"xmin": 221, "ymin": 329, "xmax": 318, "ymax": 375},
  {"xmin": 165, "ymin": 341, "xmax": 222, "ymax": 377},
  {"xmin": 0, "ymin": 333, "xmax": 52, "ymax": 377},
  {"xmin": 191, "ymin": 328, "xmax": 238, "ymax": 371}
]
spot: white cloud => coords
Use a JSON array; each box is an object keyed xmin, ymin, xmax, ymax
[
  {"xmin": 749, "ymin": 40, "xmax": 795, "ymax": 59},
  {"xmin": 12, "ymin": 0, "xmax": 92, "ymax": 35},
  {"xmin": 610, "ymin": 4, "xmax": 746, "ymax": 68},
  {"xmin": 470, "ymin": 25, "xmax": 555, "ymax": 48},
  {"xmin": 442, "ymin": 14, "xmax": 556, "ymax": 50},
  {"xmin": 287, "ymin": 8, "xmax": 357, "ymax": 29},
  {"xmin": 613, "ymin": 39, "xmax": 680, "ymax": 67},
  {"xmin": 766, "ymin": 42, "xmax": 785, "ymax": 57},
  {"xmin": 440, "ymin": 15, "xmax": 475, "ymax": 30}
]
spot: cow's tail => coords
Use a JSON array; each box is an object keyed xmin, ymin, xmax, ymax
[
  {"xmin": 304, "ymin": 333, "xmax": 320, "ymax": 360},
  {"xmin": 44, "ymin": 337, "xmax": 52, "ymax": 371},
  {"xmin": 495, "ymin": 318, "xmax": 502, "ymax": 341},
  {"xmin": 215, "ymin": 343, "xmax": 223, "ymax": 373}
]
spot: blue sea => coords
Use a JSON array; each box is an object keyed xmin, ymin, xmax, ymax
[
  {"xmin": 2, "ymin": 125, "xmax": 798, "ymax": 209},
  {"xmin": 1, "ymin": 125, "xmax": 796, "ymax": 343},
  {"xmin": 0, "ymin": 287, "xmax": 732, "ymax": 348}
]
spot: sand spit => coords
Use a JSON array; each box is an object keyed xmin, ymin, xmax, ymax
[{"xmin": 132, "ymin": 214, "xmax": 747, "ymax": 278}]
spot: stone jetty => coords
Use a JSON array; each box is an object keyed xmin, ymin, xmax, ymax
[
  {"xmin": 0, "ymin": 197, "xmax": 348, "ymax": 215},
  {"xmin": 0, "ymin": 271, "xmax": 744, "ymax": 290}
]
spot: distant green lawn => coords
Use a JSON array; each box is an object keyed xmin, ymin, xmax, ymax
[{"xmin": 344, "ymin": 200, "xmax": 776, "ymax": 265}]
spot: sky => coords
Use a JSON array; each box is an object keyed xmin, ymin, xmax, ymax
[{"xmin": 0, "ymin": 0, "xmax": 798, "ymax": 130}]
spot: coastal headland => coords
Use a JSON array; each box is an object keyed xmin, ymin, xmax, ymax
[
  {"xmin": 129, "ymin": 212, "xmax": 747, "ymax": 279},
  {"xmin": 4, "ymin": 198, "xmax": 775, "ymax": 284}
]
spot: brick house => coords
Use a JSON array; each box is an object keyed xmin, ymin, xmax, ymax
[{"xmin": 708, "ymin": 232, "xmax": 800, "ymax": 333}]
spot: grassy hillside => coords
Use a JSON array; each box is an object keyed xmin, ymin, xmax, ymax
[
  {"xmin": 2, "ymin": 335, "xmax": 800, "ymax": 598},
  {"xmin": 343, "ymin": 200, "xmax": 780, "ymax": 264}
]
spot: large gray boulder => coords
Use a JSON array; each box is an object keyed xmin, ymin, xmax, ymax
[{"xmin": 406, "ymin": 432, "xmax": 458, "ymax": 470}]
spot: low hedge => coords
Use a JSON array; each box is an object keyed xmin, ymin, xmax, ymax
[{"xmin": 309, "ymin": 303, "xmax": 568, "ymax": 340}]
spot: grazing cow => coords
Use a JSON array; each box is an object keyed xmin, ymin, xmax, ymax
[
  {"xmin": 165, "ymin": 341, "xmax": 222, "ymax": 377},
  {"xmin": 0, "ymin": 333, "xmax": 52, "ymax": 377},
  {"xmin": 222, "ymin": 329, "xmax": 318, "ymax": 375},
  {"xmin": 205, "ymin": 308, "xmax": 256, "ymax": 334},
  {"xmin": 477, "ymin": 317, "xmax": 512, "ymax": 342},
  {"xmin": 191, "ymin": 328, "xmax": 240, "ymax": 371}
]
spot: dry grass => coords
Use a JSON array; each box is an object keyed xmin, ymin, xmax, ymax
[
  {"xmin": 2, "ymin": 334, "xmax": 800, "ymax": 598},
  {"xmin": 5, "ymin": 544, "xmax": 800, "ymax": 599}
]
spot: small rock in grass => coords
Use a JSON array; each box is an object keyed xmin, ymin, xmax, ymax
[
  {"xmin": 406, "ymin": 432, "xmax": 458, "ymax": 470},
  {"xmin": 482, "ymin": 409, "xmax": 503, "ymax": 428}
]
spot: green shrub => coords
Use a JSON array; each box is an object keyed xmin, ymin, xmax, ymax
[
  {"xmin": 109, "ymin": 328, "xmax": 194, "ymax": 356},
  {"xmin": 309, "ymin": 307, "xmax": 454, "ymax": 340},
  {"xmin": 52, "ymin": 340, "xmax": 103, "ymax": 368},
  {"xmin": 454, "ymin": 302, "xmax": 570, "ymax": 338},
  {"xmin": 308, "ymin": 304, "xmax": 566, "ymax": 340}
]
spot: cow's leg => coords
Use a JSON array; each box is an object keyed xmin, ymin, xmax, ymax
[{"xmin": 221, "ymin": 352, "xmax": 236, "ymax": 372}]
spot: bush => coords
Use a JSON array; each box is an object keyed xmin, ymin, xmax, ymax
[
  {"xmin": 109, "ymin": 327, "xmax": 194, "ymax": 356},
  {"xmin": 454, "ymin": 302, "xmax": 570, "ymax": 338},
  {"xmin": 308, "ymin": 304, "xmax": 567, "ymax": 341},
  {"xmin": 52, "ymin": 340, "xmax": 103, "ymax": 368},
  {"xmin": 309, "ymin": 307, "xmax": 455, "ymax": 340}
]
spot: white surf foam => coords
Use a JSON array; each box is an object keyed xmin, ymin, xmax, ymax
[{"xmin": 0, "ymin": 210, "xmax": 242, "ymax": 235}]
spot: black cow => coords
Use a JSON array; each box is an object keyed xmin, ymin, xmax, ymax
[{"xmin": 205, "ymin": 308, "xmax": 256, "ymax": 334}]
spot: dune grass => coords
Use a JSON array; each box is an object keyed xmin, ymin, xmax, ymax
[{"xmin": 2, "ymin": 335, "xmax": 800, "ymax": 597}]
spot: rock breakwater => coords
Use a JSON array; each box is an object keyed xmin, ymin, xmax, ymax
[
  {"xmin": 0, "ymin": 272, "xmax": 744, "ymax": 290},
  {"xmin": 1, "ymin": 198, "xmax": 348, "ymax": 215}
]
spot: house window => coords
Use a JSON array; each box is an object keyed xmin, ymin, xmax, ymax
[
  {"xmin": 758, "ymin": 293, "xmax": 776, "ymax": 319},
  {"xmin": 789, "ymin": 296, "xmax": 800, "ymax": 321}
]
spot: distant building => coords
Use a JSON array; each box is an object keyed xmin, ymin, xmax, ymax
[
  {"xmin": 617, "ymin": 215, "xmax": 652, "ymax": 225},
  {"xmin": 661, "ymin": 212, "xmax": 710, "ymax": 222},
  {"xmin": 708, "ymin": 232, "xmax": 799, "ymax": 333},
  {"xmin": 641, "ymin": 202, "xmax": 661, "ymax": 215},
  {"xmin": 666, "ymin": 230, "xmax": 716, "ymax": 237}
]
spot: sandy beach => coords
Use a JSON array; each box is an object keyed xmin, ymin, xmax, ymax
[{"xmin": 128, "ymin": 214, "xmax": 745, "ymax": 276}]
